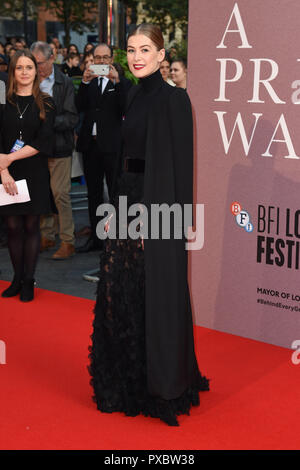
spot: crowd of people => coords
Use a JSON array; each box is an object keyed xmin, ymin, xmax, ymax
[
  {"xmin": 1, "ymin": 36, "xmax": 186, "ymax": 86},
  {"xmin": 0, "ymin": 36, "xmax": 187, "ymax": 261},
  {"xmin": 0, "ymin": 26, "xmax": 208, "ymax": 426}
]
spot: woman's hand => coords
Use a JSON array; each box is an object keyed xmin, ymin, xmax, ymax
[
  {"xmin": 0, "ymin": 153, "xmax": 13, "ymax": 171},
  {"xmin": 104, "ymin": 213, "xmax": 114, "ymax": 233},
  {"xmin": 1, "ymin": 169, "xmax": 18, "ymax": 195}
]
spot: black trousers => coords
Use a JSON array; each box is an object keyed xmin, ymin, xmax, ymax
[
  {"xmin": 83, "ymin": 139, "xmax": 117, "ymax": 241},
  {"xmin": 0, "ymin": 217, "xmax": 6, "ymax": 238}
]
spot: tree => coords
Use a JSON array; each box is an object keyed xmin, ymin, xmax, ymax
[
  {"xmin": 0, "ymin": 0, "xmax": 39, "ymax": 20},
  {"xmin": 43, "ymin": 0, "xmax": 98, "ymax": 46},
  {"xmin": 0, "ymin": 0, "xmax": 98, "ymax": 46},
  {"xmin": 124, "ymin": 0, "xmax": 188, "ymax": 36},
  {"xmin": 114, "ymin": 48, "xmax": 138, "ymax": 84}
]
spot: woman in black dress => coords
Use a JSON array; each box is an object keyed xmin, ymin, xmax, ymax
[
  {"xmin": 0, "ymin": 50, "xmax": 55, "ymax": 301},
  {"xmin": 88, "ymin": 24, "xmax": 209, "ymax": 426}
]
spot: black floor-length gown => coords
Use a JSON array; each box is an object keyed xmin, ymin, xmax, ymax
[{"xmin": 88, "ymin": 70, "xmax": 209, "ymax": 426}]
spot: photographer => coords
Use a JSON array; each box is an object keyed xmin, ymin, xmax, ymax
[{"xmin": 75, "ymin": 43, "xmax": 131, "ymax": 253}]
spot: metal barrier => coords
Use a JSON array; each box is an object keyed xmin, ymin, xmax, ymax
[
  {"xmin": 70, "ymin": 189, "xmax": 88, "ymax": 211},
  {"xmin": 70, "ymin": 185, "xmax": 100, "ymax": 282}
]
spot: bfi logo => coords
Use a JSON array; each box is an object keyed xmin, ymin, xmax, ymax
[
  {"xmin": 231, "ymin": 201, "xmax": 253, "ymax": 233},
  {"xmin": 0, "ymin": 340, "xmax": 6, "ymax": 365}
]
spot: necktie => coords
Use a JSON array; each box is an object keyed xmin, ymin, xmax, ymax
[{"xmin": 98, "ymin": 77, "xmax": 103, "ymax": 94}]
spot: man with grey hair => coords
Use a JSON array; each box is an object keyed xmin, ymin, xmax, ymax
[{"xmin": 30, "ymin": 41, "xmax": 78, "ymax": 259}]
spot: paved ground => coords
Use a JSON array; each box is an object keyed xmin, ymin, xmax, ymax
[{"xmin": 0, "ymin": 184, "xmax": 100, "ymax": 301}]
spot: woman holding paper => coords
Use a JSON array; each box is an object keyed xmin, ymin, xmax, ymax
[{"xmin": 0, "ymin": 50, "xmax": 55, "ymax": 302}]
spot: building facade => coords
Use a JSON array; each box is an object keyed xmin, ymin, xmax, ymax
[{"xmin": 0, "ymin": 1, "xmax": 184, "ymax": 52}]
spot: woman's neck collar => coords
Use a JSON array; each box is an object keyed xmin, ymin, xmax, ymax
[
  {"xmin": 176, "ymin": 80, "xmax": 186, "ymax": 90},
  {"xmin": 16, "ymin": 85, "xmax": 33, "ymax": 96},
  {"xmin": 139, "ymin": 68, "xmax": 164, "ymax": 91}
]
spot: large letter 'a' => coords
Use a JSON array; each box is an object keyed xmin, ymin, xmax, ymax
[{"xmin": 216, "ymin": 3, "xmax": 252, "ymax": 49}]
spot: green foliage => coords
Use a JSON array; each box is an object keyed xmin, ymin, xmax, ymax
[
  {"xmin": 0, "ymin": 0, "xmax": 98, "ymax": 46},
  {"xmin": 0, "ymin": 0, "xmax": 39, "ymax": 20},
  {"xmin": 125, "ymin": 0, "xmax": 188, "ymax": 35},
  {"xmin": 123, "ymin": 1, "xmax": 188, "ymax": 61},
  {"xmin": 43, "ymin": 0, "xmax": 98, "ymax": 46},
  {"xmin": 114, "ymin": 48, "xmax": 139, "ymax": 84},
  {"xmin": 171, "ymin": 38, "xmax": 187, "ymax": 61}
]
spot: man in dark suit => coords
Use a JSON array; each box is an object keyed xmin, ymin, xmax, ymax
[
  {"xmin": 76, "ymin": 43, "xmax": 132, "ymax": 252},
  {"xmin": 0, "ymin": 73, "xmax": 7, "ymax": 84}
]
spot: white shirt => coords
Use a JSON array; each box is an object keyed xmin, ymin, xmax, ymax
[
  {"xmin": 40, "ymin": 66, "xmax": 55, "ymax": 97},
  {"xmin": 92, "ymin": 76, "xmax": 110, "ymax": 136}
]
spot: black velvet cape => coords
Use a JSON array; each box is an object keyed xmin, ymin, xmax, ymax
[{"xmin": 123, "ymin": 81, "xmax": 202, "ymax": 401}]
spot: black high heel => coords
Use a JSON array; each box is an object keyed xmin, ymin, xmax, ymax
[
  {"xmin": 20, "ymin": 279, "xmax": 36, "ymax": 302},
  {"xmin": 1, "ymin": 277, "xmax": 23, "ymax": 298}
]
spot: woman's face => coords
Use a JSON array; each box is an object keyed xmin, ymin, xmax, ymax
[
  {"xmin": 85, "ymin": 44, "xmax": 94, "ymax": 53},
  {"xmin": 5, "ymin": 44, "xmax": 12, "ymax": 54},
  {"xmin": 127, "ymin": 34, "xmax": 165, "ymax": 79},
  {"xmin": 160, "ymin": 60, "xmax": 170, "ymax": 81},
  {"xmin": 50, "ymin": 43, "xmax": 57, "ymax": 59},
  {"xmin": 69, "ymin": 45, "xmax": 78, "ymax": 54},
  {"xmin": 70, "ymin": 56, "xmax": 80, "ymax": 68},
  {"xmin": 84, "ymin": 55, "xmax": 94, "ymax": 70},
  {"xmin": 15, "ymin": 56, "xmax": 36, "ymax": 89},
  {"xmin": 170, "ymin": 61, "xmax": 186, "ymax": 86}
]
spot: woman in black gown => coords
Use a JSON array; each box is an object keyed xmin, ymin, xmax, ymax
[
  {"xmin": 88, "ymin": 24, "xmax": 209, "ymax": 426},
  {"xmin": 0, "ymin": 50, "xmax": 55, "ymax": 301}
]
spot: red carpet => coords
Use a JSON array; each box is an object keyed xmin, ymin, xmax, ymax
[{"xmin": 0, "ymin": 279, "xmax": 299, "ymax": 450}]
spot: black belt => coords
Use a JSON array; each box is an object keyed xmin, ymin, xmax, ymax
[{"xmin": 124, "ymin": 158, "xmax": 145, "ymax": 173}]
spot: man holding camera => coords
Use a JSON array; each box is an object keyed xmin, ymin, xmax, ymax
[{"xmin": 76, "ymin": 43, "xmax": 131, "ymax": 253}]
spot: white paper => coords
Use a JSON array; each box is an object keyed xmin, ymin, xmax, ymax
[
  {"xmin": 0, "ymin": 179, "xmax": 31, "ymax": 206},
  {"xmin": 0, "ymin": 80, "xmax": 5, "ymax": 104},
  {"xmin": 71, "ymin": 150, "xmax": 84, "ymax": 178}
]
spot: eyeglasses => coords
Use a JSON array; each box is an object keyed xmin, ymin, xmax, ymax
[
  {"xmin": 36, "ymin": 57, "xmax": 51, "ymax": 66},
  {"xmin": 94, "ymin": 55, "xmax": 111, "ymax": 62}
]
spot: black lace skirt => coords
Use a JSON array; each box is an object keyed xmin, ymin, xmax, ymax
[{"xmin": 88, "ymin": 173, "xmax": 209, "ymax": 426}]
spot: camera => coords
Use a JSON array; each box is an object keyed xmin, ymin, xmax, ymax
[{"xmin": 89, "ymin": 64, "xmax": 110, "ymax": 76}]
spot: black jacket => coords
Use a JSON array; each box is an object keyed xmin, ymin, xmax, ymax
[
  {"xmin": 0, "ymin": 72, "xmax": 7, "ymax": 85},
  {"xmin": 52, "ymin": 64, "xmax": 78, "ymax": 157},
  {"xmin": 75, "ymin": 76, "xmax": 132, "ymax": 154},
  {"xmin": 60, "ymin": 62, "xmax": 83, "ymax": 78}
]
